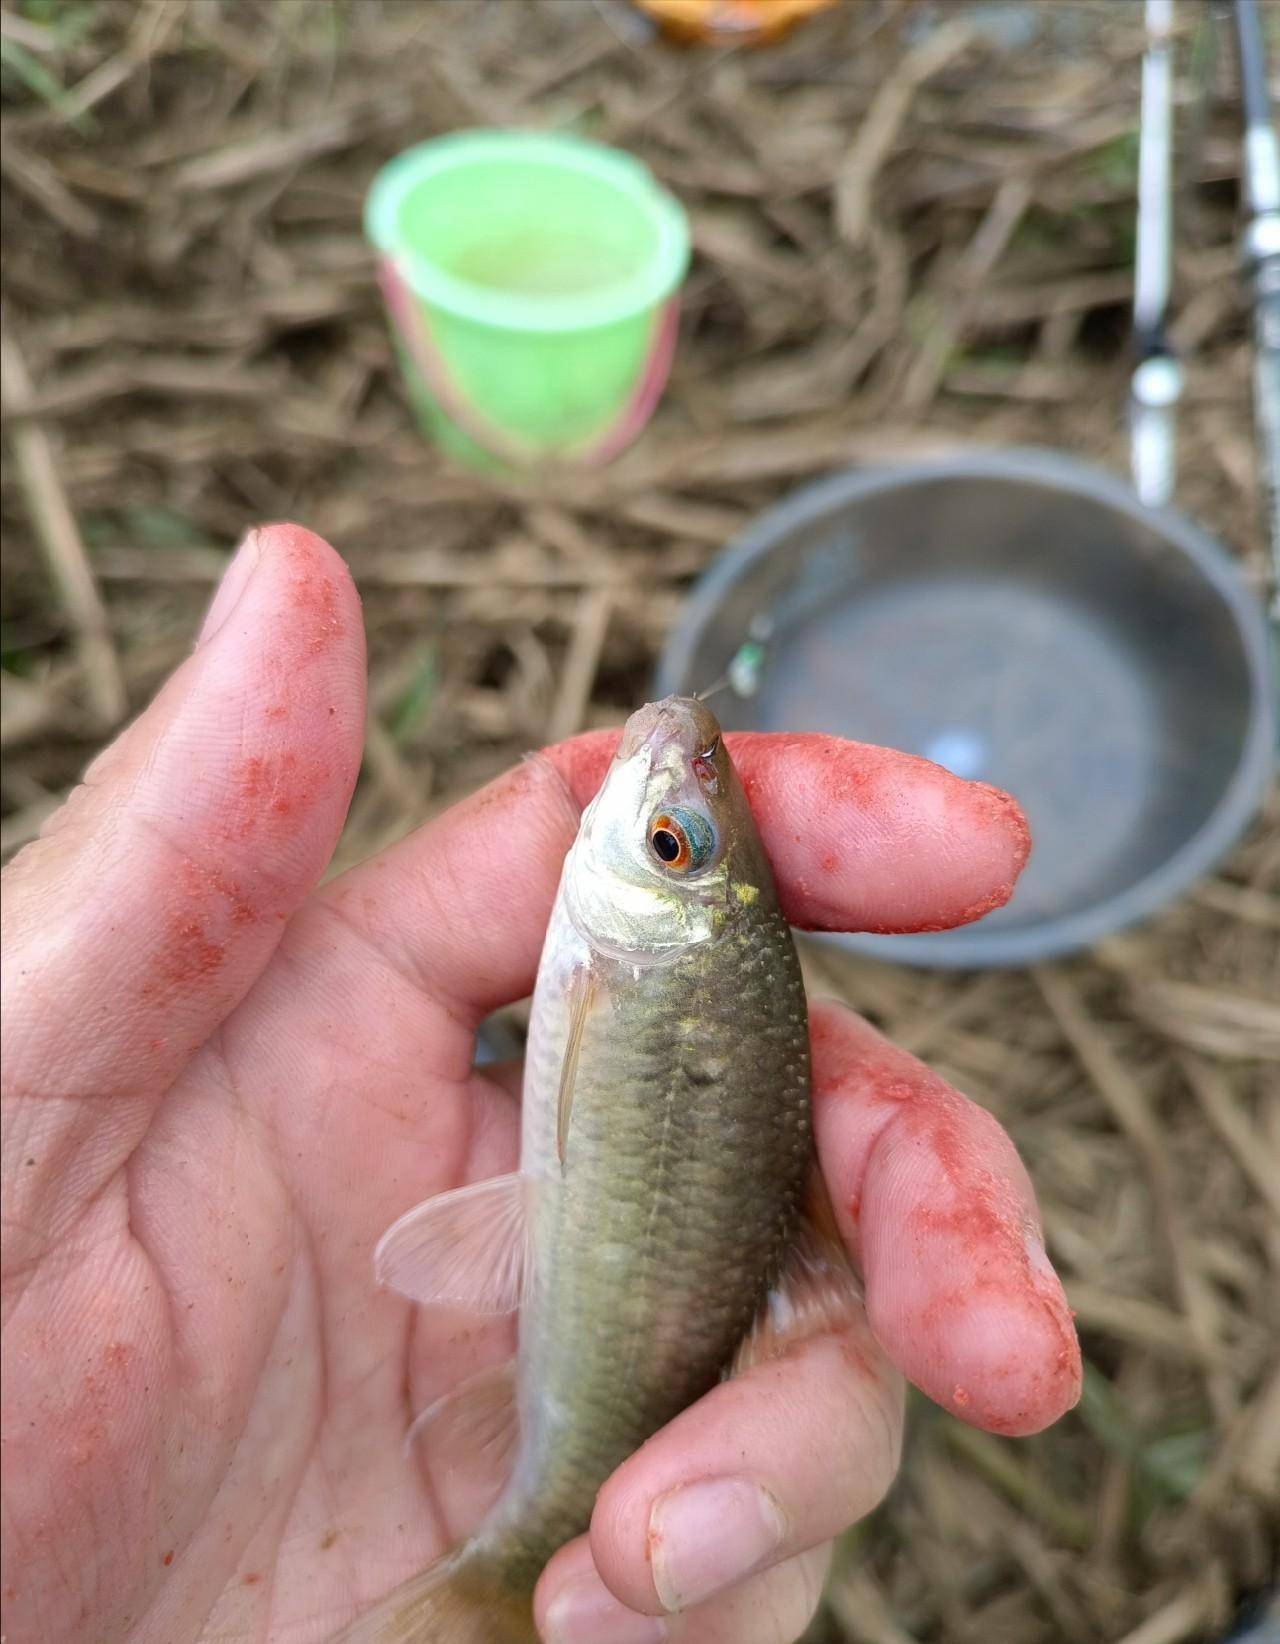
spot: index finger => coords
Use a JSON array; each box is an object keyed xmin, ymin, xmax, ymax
[
  {"xmin": 553, "ymin": 728, "xmax": 1030, "ymax": 933},
  {"xmin": 319, "ymin": 728, "xmax": 1029, "ymax": 1018}
]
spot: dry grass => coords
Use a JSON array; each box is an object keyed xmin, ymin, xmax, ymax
[{"xmin": 2, "ymin": 2, "xmax": 1276, "ymax": 1640}]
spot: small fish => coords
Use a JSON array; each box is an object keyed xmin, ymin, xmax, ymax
[{"xmin": 336, "ymin": 697, "xmax": 858, "ymax": 1644}]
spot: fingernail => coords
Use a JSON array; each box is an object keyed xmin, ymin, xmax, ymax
[
  {"xmin": 198, "ymin": 530, "xmax": 262, "ymax": 647},
  {"xmin": 649, "ymin": 1478, "xmax": 786, "ymax": 1612},
  {"xmin": 544, "ymin": 1574, "xmax": 668, "ymax": 1644}
]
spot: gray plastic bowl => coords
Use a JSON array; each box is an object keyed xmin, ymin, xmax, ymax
[{"xmin": 655, "ymin": 450, "xmax": 1276, "ymax": 967}]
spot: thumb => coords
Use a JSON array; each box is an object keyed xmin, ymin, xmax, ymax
[{"xmin": 1, "ymin": 523, "xmax": 365, "ymax": 1271}]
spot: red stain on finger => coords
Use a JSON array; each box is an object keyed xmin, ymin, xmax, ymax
[
  {"xmin": 897, "ymin": 1093, "xmax": 1081, "ymax": 1432},
  {"xmin": 139, "ymin": 856, "xmax": 265, "ymax": 1001},
  {"xmin": 909, "ymin": 1100, "xmax": 1034, "ymax": 1260},
  {"xmin": 811, "ymin": 1005, "xmax": 1080, "ymax": 1434},
  {"xmin": 223, "ymin": 752, "xmax": 331, "ymax": 841},
  {"xmin": 58, "ymin": 1336, "xmax": 148, "ymax": 1474},
  {"xmin": 864, "ymin": 1064, "xmax": 919, "ymax": 1104},
  {"xmin": 810, "ymin": 1006, "xmax": 866, "ymax": 1092},
  {"xmin": 812, "ymin": 1014, "xmax": 926, "ymax": 1110},
  {"xmin": 181, "ymin": 858, "xmax": 257, "ymax": 926},
  {"xmin": 731, "ymin": 732, "xmax": 1029, "ymax": 932},
  {"xmin": 141, "ymin": 921, "xmax": 226, "ymax": 1000},
  {"xmin": 952, "ymin": 882, "xmax": 1015, "ymax": 927},
  {"xmin": 266, "ymin": 523, "xmax": 347, "ymax": 657},
  {"xmin": 968, "ymin": 780, "xmax": 1032, "ymax": 873},
  {"xmin": 290, "ymin": 567, "xmax": 343, "ymax": 655},
  {"xmin": 732, "ymin": 733, "xmax": 911, "ymax": 809},
  {"xmin": 238, "ymin": 756, "xmax": 269, "ymax": 803}
]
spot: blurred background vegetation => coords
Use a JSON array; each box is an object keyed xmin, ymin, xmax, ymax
[{"xmin": 1, "ymin": 3, "xmax": 1277, "ymax": 1641}]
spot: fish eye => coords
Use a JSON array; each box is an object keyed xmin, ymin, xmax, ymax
[
  {"xmin": 652, "ymin": 827, "xmax": 682, "ymax": 863},
  {"xmin": 648, "ymin": 807, "xmax": 717, "ymax": 874}
]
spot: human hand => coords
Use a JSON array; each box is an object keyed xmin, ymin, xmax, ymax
[{"xmin": 1, "ymin": 524, "xmax": 1080, "ymax": 1644}]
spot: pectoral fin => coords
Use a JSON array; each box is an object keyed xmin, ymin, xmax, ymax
[
  {"xmin": 733, "ymin": 1166, "xmax": 863, "ymax": 1374},
  {"xmin": 557, "ymin": 967, "xmax": 595, "ymax": 1169},
  {"xmin": 374, "ymin": 1172, "xmax": 531, "ymax": 1314}
]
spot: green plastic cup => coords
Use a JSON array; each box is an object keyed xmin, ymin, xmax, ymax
[{"xmin": 365, "ymin": 130, "xmax": 690, "ymax": 469}]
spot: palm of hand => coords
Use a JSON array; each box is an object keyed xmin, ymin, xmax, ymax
[
  {"xmin": 2, "ymin": 526, "xmax": 1079, "ymax": 1644},
  {"xmin": 5, "ymin": 793, "xmax": 525, "ymax": 1644}
]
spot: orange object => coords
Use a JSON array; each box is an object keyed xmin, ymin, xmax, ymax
[{"xmin": 631, "ymin": 0, "xmax": 837, "ymax": 47}]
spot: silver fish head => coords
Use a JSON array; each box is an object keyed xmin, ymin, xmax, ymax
[{"xmin": 566, "ymin": 697, "xmax": 768, "ymax": 960}]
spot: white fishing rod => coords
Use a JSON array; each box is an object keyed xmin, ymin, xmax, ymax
[
  {"xmin": 1131, "ymin": 0, "xmax": 1181, "ymax": 512},
  {"xmin": 1231, "ymin": 0, "xmax": 1280, "ymax": 627}
]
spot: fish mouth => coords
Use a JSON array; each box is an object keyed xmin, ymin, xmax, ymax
[{"xmin": 617, "ymin": 696, "xmax": 721, "ymax": 762}]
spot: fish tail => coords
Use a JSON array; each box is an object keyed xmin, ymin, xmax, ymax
[{"xmin": 329, "ymin": 1548, "xmax": 536, "ymax": 1644}]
